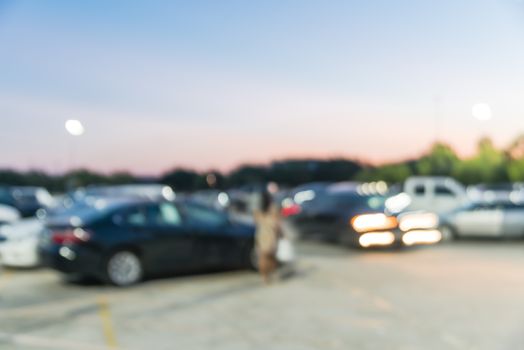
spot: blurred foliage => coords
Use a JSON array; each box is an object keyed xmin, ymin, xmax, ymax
[
  {"xmin": 227, "ymin": 165, "xmax": 268, "ymax": 187},
  {"xmin": 452, "ymin": 138, "xmax": 508, "ymax": 184},
  {"xmin": 0, "ymin": 168, "xmax": 141, "ymax": 193},
  {"xmin": 3, "ymin": 136, "xmax": 524, "ymax": 191},
  {"xmin": 354, "ymin": 163, "xmax": 412, "ymax": 183},
  {"xmin": 507, "ymin": 158, "xmax": 524, "ymax": 182},
  {"xmin": 416, "ymin": 143, "xmax": 460, "ymax": 176},
  {"xmin": 268, "ymin": 159, "xmax": 362, "ymax": 185},
  {"xmin": 161, "ymin": 168, "xmax": 200, "ymax": 192}
]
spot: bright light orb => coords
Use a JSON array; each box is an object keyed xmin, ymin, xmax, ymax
[
  {"xmin": 65, "ymin": 119, "xmax": 85, "ymax": 136},
  {"xmin": 472, "ymin": 103, "xmax": 492, "ymax": 121}
]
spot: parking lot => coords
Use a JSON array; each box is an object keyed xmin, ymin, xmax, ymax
[{"xmin": 1, "ymin": 240, "xmax": 524, "ymax": 350}]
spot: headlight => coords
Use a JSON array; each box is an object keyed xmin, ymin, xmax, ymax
[
  {"xmin": 398, "ymin": 213, "xmax": 438, "ymax": 232},
  {"xmin": 402, "ymin": 229, "xmax": 442, "ymax": 246},
  {"xmin": 359, "ymin": 231, "xmax": 395, "ymax": 248},
  {"xmin": 351, "ymin": 213, "xmax": 398, "ymax": 233}
]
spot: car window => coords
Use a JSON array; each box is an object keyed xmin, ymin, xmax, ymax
[
  {"xmin": 114, "ymin": 204, "xmax": 182, "ymax": 227},
  {"xmin": 471, "ymin": 203, "xmax": 497, "ymax": 211},
  {"xmin": 500, "ymin": 202, "xmax": 524, "ymax": 210},
  {"xmin": 156, "ymin": 203, "xmax": 182, "ymax": 226},
  {"xmin": 123, "ymin": 206, "xmax": 148, "ymax": 226},
  {"xmin": 182, "ymin": 204, "xmax": 228, "ymax": 226},
  {"xmin": 414, "ymin": 185, "xmax": 425, "ymax": 195},
  {"xmin": 435, "ymin": 186, "xmax": 455, "ymax": 196}
]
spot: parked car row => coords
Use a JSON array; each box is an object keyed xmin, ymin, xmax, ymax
[
  {"xmin": 279, "ymin": 178, "xmax": 524, "ymax": 247},
  {"xmin": 2, "ymin": 179, "xmax": 524, "ymax": 287},
  {"xmin": 0, "ymin": 184, "xmax": 179, "ymax": 269},
  {"xmin": 0, "ymin": 184, "xmax": 295, "ymax": 286}
]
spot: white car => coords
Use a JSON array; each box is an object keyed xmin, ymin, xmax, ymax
[
  {"xmin": 0, "ymin": 204, "xmax": 20, "ymax": 225},
  {"xmin": 440, "ymin": 201, "xmax": 524, "ymax": 239},
  {"xmin": 0, "ymin": 218, "xmax": 43, "ymax": 268},
  {"xmin": 402, "ymin": 176, "xmax": 468, "ymax": 214}
]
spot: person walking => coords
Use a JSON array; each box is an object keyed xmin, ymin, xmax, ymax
[{"xmin": 253, "ymin": 189, "xmax": 280, "ymax": 284}]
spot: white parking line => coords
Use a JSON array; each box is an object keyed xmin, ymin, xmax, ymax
[{"xmin": 0, "ymin": 331, "xmax": 118, "ymax": 350}]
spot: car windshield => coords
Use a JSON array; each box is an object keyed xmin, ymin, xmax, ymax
[
  {"xmin": 180, "ymin": 202, "xmax": 228, "ymax": 226},
  {"xmin": 304, "ymin": 190, "xmax": 386, "ymax": 214}
]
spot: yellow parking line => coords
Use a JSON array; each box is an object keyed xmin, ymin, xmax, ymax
[{"xmin": 97, "ymin": 296, "xmax": 118, "ymax": 348}]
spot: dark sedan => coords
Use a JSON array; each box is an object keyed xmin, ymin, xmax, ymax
[
  {"xmin": 38, "ymin": 198, "xmax": 256, "ymax": 286},
  {"xmin": 287, "ymin": 182, "xmax": 441, "ymax": 248}
]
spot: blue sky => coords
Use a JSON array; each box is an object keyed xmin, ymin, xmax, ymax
[{"xmin": 1, "ymin": 0, "xmax": 524, "ymax": 174}]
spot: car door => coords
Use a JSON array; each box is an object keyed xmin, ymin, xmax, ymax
[
  {"xmin": 115, "ymin": 203, "xmax": 193, "ymax": 274},
  {"xmin": 432, "ymin": 184, "xmax": 460, "ymax": 214},
  {"xmin": 454, "ymin": 203, "xmax": 503, "ymax": 237},
  {"xmin": 180, "ymin": 203, "xmax": 235, "ymax": 268},
  {"xmin": 145, "ymin": 202, "xmax": 194, "ymax": 272},
  {"xmin": 501, "ymin": 203, "xmax": 524, "ymax": 238}
]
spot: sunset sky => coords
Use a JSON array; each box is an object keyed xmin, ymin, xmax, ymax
[{"xmin": 1, "ymin": 0, "xmax": 524, "ymax": 175}]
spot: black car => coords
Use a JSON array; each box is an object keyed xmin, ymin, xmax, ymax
[
  {"xmin": 288, "ymin": 183, "xmax": 401, "ymax": 248},
  {"xmin": 288, "ymin": 182, "xmax": 442, "ymax": 248},
  {"xmin": 38, "ymin": 198, "xmax": 256, "ymax": 286}
]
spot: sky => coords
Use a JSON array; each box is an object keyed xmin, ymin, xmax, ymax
[{"xmin": 1, "ymin": 0, "xmax": 524, "ymax": 175}]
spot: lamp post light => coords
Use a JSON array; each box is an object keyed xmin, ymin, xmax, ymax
[
  {"xmin": 472, "ymin": 103, "xmax": 492, "ymax": 122},
  {"xmin": 65, "ymin": 119, "xmax": 85, "ymax": 136},
  {"xmin": 472, "ymin": 103, "xmax": 492, "ymax": 139},
  {"xmin": 64, "ymin": 120, "xmax": 85, "ymax": 190}
]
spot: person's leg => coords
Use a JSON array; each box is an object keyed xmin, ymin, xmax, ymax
[
  {"xmin": 268, "ymin": 255, "xmax": 278, "ymax": 277},
  {"xmin": 258, "ymin": 253, "xmax": 270, "ymax": 284}
]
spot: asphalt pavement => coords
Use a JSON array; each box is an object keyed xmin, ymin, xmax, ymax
[{"xmin": 1, "ymin": 240, "xmax": 524, "ymax": 350}]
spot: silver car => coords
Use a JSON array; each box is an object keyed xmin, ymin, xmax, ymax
[{"xmin": 440, "ymin": 201, "xmax": 524, "ymax": 239}]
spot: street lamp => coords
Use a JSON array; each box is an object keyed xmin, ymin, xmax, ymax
[
  {"xmin": 472, "ymin": 103, "xmax": 492, "ymax": 142},
  {"xmin": 65, "ymin": 119, "xmax": 85, "ymax": 136},
  {"xmin": 472, "ymin": 103, "xmax": 492, "ymax": 121},
  {"xmin": 64, "ymin": 120, "xmax": 85, "ymax": 189}
]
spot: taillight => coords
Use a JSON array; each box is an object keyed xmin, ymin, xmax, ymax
[
  {"xmin": 281, "ymin": 203, "xmax": 301, "ymax": 217},
  {"xmin": 51, "ymin": 228, "xmax": 91, "ymax": 245}
]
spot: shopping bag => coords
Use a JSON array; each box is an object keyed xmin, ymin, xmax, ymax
[{"xmin": 276, "ymin": 238, "xmax": 295, "ymax": 263}]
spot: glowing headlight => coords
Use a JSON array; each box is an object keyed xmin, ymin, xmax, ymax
[
  {"xmin": 162, "ymin": 186, "xmax": 176, "ymax": 201},
  {"xmin": 351, "ymin": 213, "xmax": 398, "ymax": 233},
  {"xmin": 359, "ymin": 231, "xmax": 395, "ymax": 248},
  {"xmin": 385, "ymin": 192, "xmax": 411, "ymax": 214},
  {"xmin": 402, "ymin": 230, "xmax": 442, "ymax": 246},
  {"xmin": 398, "ymin": 213, "xmax": 439, "ymax": 232}
]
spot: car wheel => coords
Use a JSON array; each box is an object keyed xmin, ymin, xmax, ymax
[
  {"xmin": 105, "ymin": 250, "xmax": 143, "ymax": 286},
  {"xmin": 440, "ymin": 225, "xmax": 458, "ymax": 241}
]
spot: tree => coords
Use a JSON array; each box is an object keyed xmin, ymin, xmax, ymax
[
  {"xmin": 354, "ymin": 163, "xmax": 411, "ymax": 183},
  {"xmin": 161, "ymin": 168, "xmax": 200, "ymax": 192},
  {"xmin": 454, "ymin": 137, "xmax": 508, "ymax": 184},
  {"xmin": 507, "ymin": 158, "xmax": 524, "ymax": 182},
  {"xmin": 227, "ymin": 165, "xmax": 267, "ymax": 187},
  {"xmin": 416, "ymin": 143, "xmax": 460, "ymax": 176}
]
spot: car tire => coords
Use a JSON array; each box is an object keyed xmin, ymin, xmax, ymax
[
  {"xmin": 105, "ymin": 250, "xmax": 143, "ymax": 287},
  {"xmin": 440, "ymin": 225, "xmax": 458, "ymax": 241}
]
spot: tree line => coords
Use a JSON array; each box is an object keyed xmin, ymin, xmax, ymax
[{"xmin": 2, "ymin": 135, "xmax": 524, "ymax": 192}]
